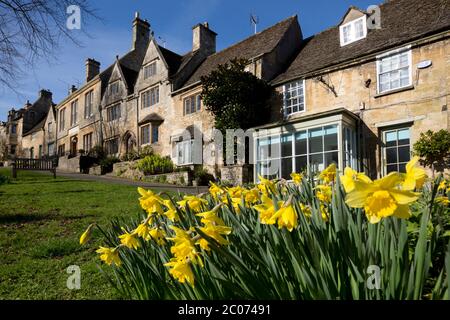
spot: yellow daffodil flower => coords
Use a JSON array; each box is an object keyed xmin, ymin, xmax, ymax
[
  {"xmin": 316, "ymin": 185, "xmax": 332, "ymax": 203},
  {"xmin": 437, "ymin": 180, "xmax": 449, "ymax": 193},
  {"xmin": 290, "ymin": 172, "xmax": 303, "ymax": 185},
  {"xmin": 435, "ymin": 196, "xmax": 450, "ymax": 205},
  {"xmin": 162, "ymin": 199, "xmax": 179, "ymax": 222},
  {"xmin": 196, "ymin": 206, "xmax": 226, "ymax": 226},
  {"xmin": 196, "ymin": 223, "xmax": 232, "ymax": 251},
  {"xmin": 137, "ymin": 187, "xmax": 164, "ymax": 215},
  {"xmin": 269, "ymin": 198, "xmax": 298, "ymax": 232},
  {"xmin": 167, "ymin": 226, "xmax": 203, "ymax": 266},
  {"xmin": 96, "ymin": 246, "xmax": 121, "ymax": 266},
  {"xmin": 253, "ymin": 194, "xmax": 277, "ymax": 224},
  {"xmin": 209, "ymin": 182, "xmax": 224, "ymax": 200},
  {"xmin": 164, "ymin": 259, "xmax": 195, "ymax": 287},
  {"xmin": 345, "ymin": 172, "xmax": 419, "ymax": 224},
  {"xmin": 257, "ymin": 175, "xmax": 276, "ymax": 195},
  {"xmin": 300, "ymin": 203, "xmax": 312, "ymax": 219},
  {"xmin": 134, "ymin": 223, "xmax": 152, "ymax": 241},
  {"xmin": 149, "ymin": 227, "xmax": 166, "ymax": 245},
  {"xmin": 177, "ymin": 195, "xmax": 208, "ymax": 213},
  {"xmin": 319, "ymin": 163, "xmax": 337, "ymax": 184},
  {"xmin": 243, "ymin": 188, "xmax": 260, "ymax": 205},
  {"xmin": 79, "ymin": 223, "xmax": 95, "ymax": 245},
  {"xmin": 340, "ymin": 167, "xmax": 372, "ymax": 193},
  {"xmin": 226, "ymin": 186, "xmax": 245, "ymax": 199},
  {"xmin": 402, "ymin": 156, "xmax": 427, "ymax": 191},
  {"xmin": 119, "ymin": 229, "xmax": 141, "ymax": 250}
]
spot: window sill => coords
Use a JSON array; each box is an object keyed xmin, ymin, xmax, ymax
[{"xmin": 374, "ymin": 85, "xmax": 414, "ymax": 98}]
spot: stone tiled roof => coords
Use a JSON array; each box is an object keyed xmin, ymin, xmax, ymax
[
  {"xmin": 159, "ymin": 46, "xmax": 183, "ymax": 76},
  {"xmin": 22, "ymin": 117, "xmax": 46, "ymax": 136},
  {"xmin": 181, "ymin": 16, "xmax": 298, "ymax": 88},
  {"xmin": 272, "ymin": 0, "xmax": 450, "ymax": 85}
]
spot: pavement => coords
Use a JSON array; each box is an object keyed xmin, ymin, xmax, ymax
[{"xmin": 39, "ymin": 170, "xmax": 209, "ymax": 195}]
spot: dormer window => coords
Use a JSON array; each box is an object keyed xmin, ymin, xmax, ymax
[
  {"xmin": 339, "ymin": 16, "xmax": 367, "ymax": 46},
  {"xmin": 109, "ymin": 81, "xmax": 119, "ymax": 95},
  {"xmin": 144, "ymin": 61, "xmax": 157, "ymax": 79}
]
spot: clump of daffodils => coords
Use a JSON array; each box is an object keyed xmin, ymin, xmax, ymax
[{"xmin": 81, "ymin": 156, "xmax": 432, "ymax": 287}]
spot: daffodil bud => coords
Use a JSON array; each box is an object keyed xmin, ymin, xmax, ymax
[{"xmin": 79, "ymin": 223, "xmax": 96, "ymax": 245}]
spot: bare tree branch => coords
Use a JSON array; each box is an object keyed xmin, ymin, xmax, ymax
[{"xmin": 0, "ymin": 0, "xmax": 100, "ymax": 96}]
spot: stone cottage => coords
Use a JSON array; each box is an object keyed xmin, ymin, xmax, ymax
[{"xmin": 254, "ymin": 0, "xmax": 450, "ymax": 181}]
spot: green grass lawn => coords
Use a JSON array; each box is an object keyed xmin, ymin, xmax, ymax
[{"xmin": 0, "ymin": 168, "xmax": 171, "ymax": 300}]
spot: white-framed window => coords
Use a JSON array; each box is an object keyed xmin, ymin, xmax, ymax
[
  {"xmin": 144, "ymin": 61, "xmax": 157, "ymax": 79},
  {"xmin": 256, "ymin": 123, "xmax": 357, "ymax": 181},
  {"xmin": 382, "ymin": 127, "xmax": 411, "ymax": 174},
  {"xmin": 339, "ymin": 16, "xmax": 367, "ymax": 46},
  {"xmin": 83, "ymin": 132, "xmax": 93, "ymax": 152},
  {"xmin": 106, "ymin": 104, "xmax": 121, "ymax": 122},
  {"xmin": 184, "ymin": 94, "xmax": 201, "ymax": 115},
  {"xmin": 377, "ymin": 48, "xmax": 412, "ymax": 94},
  {"xmin": 141, "ymin": 86, "xmax": 159, "ymax": 108},
  {"xmin": 70, "ymin": 100, "xmax": 78, "ymax": 126},
  {"xmin": 47, "ymin": 122, "xmax": 52, "ymax": 134},
  {"xmin": 84, "ymin": 90, "xmax": 94, "ymax": 118},
  {"xmin": 283, "ymin": 80, "xmax": 305, "ymax": 116},
  {"xmin": 59, "ymin": 108, "xmax": 66, "ymax": 131},
  {"xmin": 109, "ymin": 81, "xmax": 119, "ymax": 95},
  {"xmin": 176, "ymin": 140, "xmax": 193, "ymax": 165}
]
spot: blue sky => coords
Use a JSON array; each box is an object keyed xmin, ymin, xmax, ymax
[{"xmin": 0, "ymin": 0, "xmax": 377, "ymax": 121}]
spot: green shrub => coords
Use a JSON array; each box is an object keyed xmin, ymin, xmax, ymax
[
  {"xmin": 194, "ymin": 167, "xmax": 215, "ymax": 186},
  {"xmin": 0, "ymin": 174, "xmax": 11, "ymax": 185},
  {"xmin": 100, "ymin": 156, "xmax": 120, "ymax": 175},
  {"xmin": 121, "ymin": 150, "xmax": 140, "ymax": 162},
  {"xmin": 139, "ymin": 146, "xmax": 153, "ymax": 158},
  {"xmin": 137, "ymin": 154, "xmax": 174, "ymax": 176}
]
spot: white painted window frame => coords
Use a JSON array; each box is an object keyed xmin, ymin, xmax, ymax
[
  {"xmin": 376, "ymin": 46, "xmax": 413, "ymax": 94},
  {"xmin": 339, "ymin": 16, "xmax": 367, "ymax": 47},
  {"xmin": 282, "ymin": 79, "xmax": 306, "ymax": 117}
]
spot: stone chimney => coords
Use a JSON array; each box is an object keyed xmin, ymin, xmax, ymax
[
  {"xmin": 192, "ymin": 22, "xmax": 217, "ymax": 55},
  {"xmin": 132, "ymin": 12, "xmax": 150, "ymax": 50},
  {"xmin": 24, "ymin": 100, "xmax": 32, "ymax": 109},
  {"xmin": 39, "ymin": 89, "xmax": 52, "ymax": 99},
  {"xmin": 69, "ymin": 85, "xmax": 77, "ymax": 95},
  {"xmin": 85, "ymin": 58, "xmax": 100, "ymax": 82}
]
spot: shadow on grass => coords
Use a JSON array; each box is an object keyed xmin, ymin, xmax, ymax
[
  {"xmin": 29, "ymin": 238, "xmax": 81, "ymax": 259},
  {"xmin": 0, "ymin": 213, "xmax": 51, "ymax": 224},
  {"xmin": 0, "ymin": 212, "xmax": 96, "ymax": 224},
  {"xmin": 10, "ymin": 179, "xmax": 89, "ymax": 185}
]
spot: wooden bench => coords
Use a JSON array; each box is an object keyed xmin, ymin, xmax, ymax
[{"xmin": 12, "ymin": 158, "xmax": 57, "ymax": 179}]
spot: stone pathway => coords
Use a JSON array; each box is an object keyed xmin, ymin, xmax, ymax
[{"xmin": 40, "ymin": 170, "xmax": 209, "ymax": 195}]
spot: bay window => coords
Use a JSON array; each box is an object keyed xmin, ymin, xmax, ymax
[{"xmin": 255, "ymin": 116, "xmax": 358, "ymax": 182}]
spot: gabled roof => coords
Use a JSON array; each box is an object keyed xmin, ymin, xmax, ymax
[
  {"xmin": 22, "ymin": 103, "xmax": 53, "ymax": 137},
  {"xmin": 181, "ymin": 15, "xmax": 298, "ymax": 88},
  {"xmin": 273, "ymin": 0, "xmax": 450, "ymax": 85}
]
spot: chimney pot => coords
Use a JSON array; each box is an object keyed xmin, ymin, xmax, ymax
[
  {"xmin": 132, "ymin": 13, "xmax": 150, "ymax": 50},
  {"xmin": 192, "ymin": 22, "xmax": 217, "ymax": 54},
  {"xmin": 85, "ymin": 58, "xmax": 100, "ymax": 82}
]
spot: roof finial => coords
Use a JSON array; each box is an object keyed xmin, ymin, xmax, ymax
[{"xmin": 135, "ymin": 11, "xmax": 139, "ymax": 19}]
